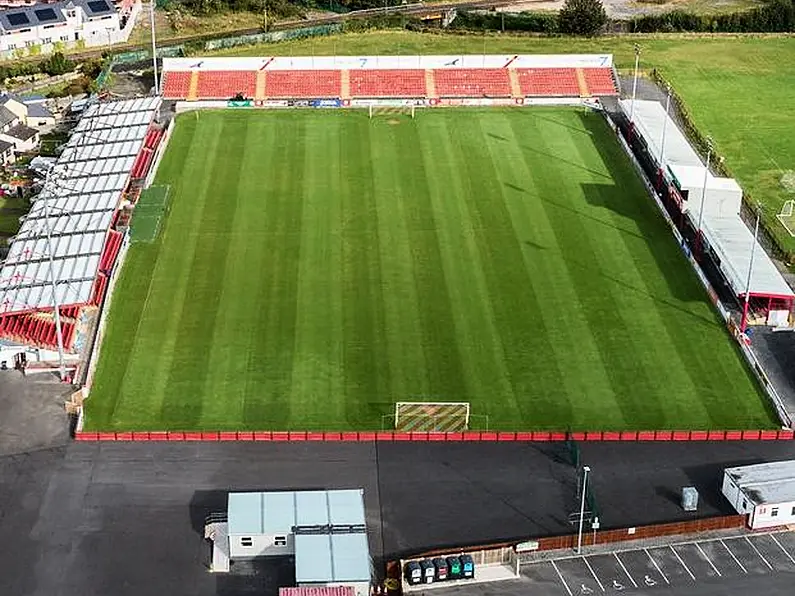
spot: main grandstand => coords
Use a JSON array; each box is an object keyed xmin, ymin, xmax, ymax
[
  {"xmin": 0, "ymin": 97, "xmax": 164, "ymax": 374},
  {"xmin": 159, "ymin": 54, "xmax": 619, "ymax": 101}
]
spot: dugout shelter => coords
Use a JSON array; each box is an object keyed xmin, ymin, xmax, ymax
[{"xmin": 621, "ymin": 99, "xmax": 795, "ymax": 327}]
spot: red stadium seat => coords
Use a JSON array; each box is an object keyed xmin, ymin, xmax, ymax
[
  {"xmin": 196, "ymin": 71, "xmax": 257, "ymax": 100},
  {"xmin": 162, "ymin": 71, "xmax": 192, "ymax": 99},
  {"xmin": 583, "ymin": 68, "xmax": 619, "ymax": 96},
  {"xmin": 433, "ymin": 69, "xmax": 511, "ymax": 98},
  {"xmin": 265, "ymin": 70, "xmax": 341, "ymax": 98},
  {"xmin": 349, "ymin": 69, "xmax": 426, "ymax": 98},
  {"xmin": 516, "ymin": 68, "xmax": 580, "ymax": 97}
]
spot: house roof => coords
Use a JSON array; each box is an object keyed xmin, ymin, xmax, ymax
[
  {"xmin": 27, "ymin": 103, "xmax": 53, "ymax": 120},
  {"xmin": 7, "ymin": 123, "xmax": 38, "ymax": 142},
  {"xmin": 0, "ymin": 106, "xmax": 18, "ymax": 128},
  {"xmin": 0, "ymin": 139, "xmax": 13, "ymax": 154},
  {"xmin": 0, "ymin": 0, "xmax": 115, "ymax": 33},
  {"xmin": 0, "ymin": 92, "xmax": 24, "ymax": 107},
  {"xmin": 725, "ymin": 461, "xmax": 795, "ymax": 506}
]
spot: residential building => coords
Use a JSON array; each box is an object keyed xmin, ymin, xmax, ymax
[{"xmin": 0, "ymin": 0, "xmax": 140, "ymax": 58}]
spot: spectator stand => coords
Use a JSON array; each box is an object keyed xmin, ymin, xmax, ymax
[{"xmin": 0, "ymin": 97, "xmax": 161, "ymax": 370}]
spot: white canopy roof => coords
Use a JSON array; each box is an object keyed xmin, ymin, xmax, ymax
[
  {"xmin": 0, "ymin": 97, "xmax": 160, "ymax": 315},
  {"xmin": 620, "ymin": 99, "xmax": 794, "ymax": 300}
]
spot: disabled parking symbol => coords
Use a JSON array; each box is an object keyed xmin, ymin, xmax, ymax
[
  {"xmin": 580, "ymin": 584, "xmax": 594, "ymax": 594},
  {"xmin": 612, "ymin": 580, "xmax": 625, "ymax": 591},
  {"xmin": 644, "ymin": 575, "xmax": 657, "ymax": 587}
]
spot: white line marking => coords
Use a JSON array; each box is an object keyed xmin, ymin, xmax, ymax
[
  {"xmin": 582, "ymin": 557, "xmax": 605, "ymax": 592},
  {"xmin": 696, "ymin": 543, "xmax": 722, "ymax": 577},
  {"xmin": 721, "ymin": 539, "xmax": 747, "ymax": 573},
  {"xmin": 551, "ymin": 560, "xmax": 574, "ymax": 596},
  {"xmin": 614, "ymin": 553, "xmax": 638, "ymax": 588},
  {"xmin": 645, "ymin": 548, "xmax": 670, "ymax": 585},
  {"xmin": 670, "ymin": 545, "xmax": 697, "ymax": 581},
  {"xmin": 745, "ymin": 536, "xmax": 774, "ymax": 570},
  {"xmin": 770, "ymin": 533, "xmax": 795, "ymax": 566}
]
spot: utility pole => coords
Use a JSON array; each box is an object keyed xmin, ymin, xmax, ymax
[
  {"xmin": 576, "ymin": 466, "xmax": 591, "ymax": 554},
  {"xmin": 629, "ymin": 44, "xmax": 640, "ymax": 124},
  {"xmin": 740, "ymin": 210, "xmax": 761, "ymax": 333},
  {"xmin": 695, "ymin": 137, "xmax": 713, "ymax": 258},
  {"xmin": 150, "ymin": 0, "xmax": 159, "ymax": 94}
]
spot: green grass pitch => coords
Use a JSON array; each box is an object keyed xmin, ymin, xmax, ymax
[{"xmin": 86, "ymin": 107, "xmax": 776, "ymax": 432}]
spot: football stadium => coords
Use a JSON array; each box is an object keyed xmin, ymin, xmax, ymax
[{"xmin": 0, "ymin": 54, "xmax": 786, "ymax": 433}]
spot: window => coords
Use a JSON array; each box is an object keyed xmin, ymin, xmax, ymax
[
  {"xmin": 61, "ymin": 35, "xmax": 70, "ymax": 42},
  {"xmin": 7, "ymin": 44, "xmax": 16, "ymax": 50},
  {"xmin": 240, "ymin": 537, "xmax": 252, "ymax": 547},
  {"xmin": 274, "ymin": 536, "xmax": 287, "ymax": 547},
  {"xmin": 742, "ymin": 500, "xmax": 747, "ymax": 509},
  {"xmin": 25, "ymin": 40, "xmax": 36, "ymax": 47},
  {"xmin": 792, "ymin": 506, "xmax": 795, "ymax": 516},
  {"xmin": 771, "ymin": 507, "xmax": 779, "ymax": 517},
  {"xmin": 42, "ymin": 38, "xmax": 52, "ymax": 44}
]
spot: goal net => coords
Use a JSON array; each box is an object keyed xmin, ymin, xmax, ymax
[
  {"xmin": 777, "ymin": 199, "xmax": 795, "ymax": 237},
  {"xmin": 368, "ymin": 104, "xmax": 416, "ymax": 119},
  {"xmin": 394, "ymin": 402, "xmax": 470, "ymax": 432}
]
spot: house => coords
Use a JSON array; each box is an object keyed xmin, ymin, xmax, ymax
[
  {"xmin": 0, "ymin": 102, "xmax": 40, "ymax": 153},
  {"xmin": 722, "ymin": 461, "xmax": 795, "ymax": 529},
  {"xmin": 0, "ymin": 92, "xmax": 55, "ymax": 128},
  {"xmin": 0, "ymin": 0, "xmax": 140, "ymax": 58},
  {"xmin": 0, "ymin": 138, "xmax": 14, "ymax": 165}
]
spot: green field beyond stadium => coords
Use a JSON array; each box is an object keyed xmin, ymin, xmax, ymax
[{"xmin": 86, "ymin": 108, "xmax": 776, "ymax": 432}]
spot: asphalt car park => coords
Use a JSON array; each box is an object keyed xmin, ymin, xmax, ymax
[{"xmin": 522, "ymin": 531, "xmax": 795, "ymax": 595}]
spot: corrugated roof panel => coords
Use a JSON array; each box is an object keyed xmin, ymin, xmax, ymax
[
  {"xmin": 295, "ymin": 535, "xmax": 333, "ymax": 583},
  {"xmin": 295, "ymin": 491, "xmax": 329, "ymax": 527},
  {"xmin": 228, "ymin": 492, "xmax": 263, "ymax": 535},
  {"xmin": 330, "ymin": 533, "xmax": 370, "ymax": 581},
  {"xmin": 327, "ymin": 489, "xmax": 365, "ymax": 526},
  {"xmin": 263, "ymin": 492, "xmax": 296, "ymax": 534}
]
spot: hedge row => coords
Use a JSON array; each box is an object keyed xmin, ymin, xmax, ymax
[
  {"xmin": 449, "ymin": 11, "xmax": 559, "ymax": 34},
  {"xmin": 628, "ymin": 0, "xmax": 794, "ymax": 33}
]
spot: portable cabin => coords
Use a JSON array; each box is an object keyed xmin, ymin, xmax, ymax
[{"xmin": 722, "ymin": 461, "xmax": 795, "ymax": 529}]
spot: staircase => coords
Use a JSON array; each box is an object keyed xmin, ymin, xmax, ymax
[
  {"xmin": 508, "ymin": 69, "xmax": 522, "ymax": 100},
  {"xmin": 255, "ymin": 70, "xmax": 267, "ymax": 100},
  {"xmin": 340, "ymin": 69, "xmax": 351, "ymax": 101},
  {"xmin": 425, "ymin": 69, "xmax": 437, "ymax": 100},
  {"xmin": 187, "ymin": 71, "xmax": 200, "ymax": 101},
  {"xmin": 575, "ymin": 68, "xmax": 590, "ymax": 98}
]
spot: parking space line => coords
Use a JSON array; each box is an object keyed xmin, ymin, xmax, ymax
[
  {"xmin": 670, "ymin": 545, "xmax": 697, "ymax": 581},
  {"xmin": 613, "ymin": 553, "xmax": 638, "ymax": 588},
  {"xmin": 582, "ymin": 557, "xmax": 605, "ymax": 592},
  {"xmin": 720, "ymin": 539, "xmax": 747, "ymax": 573},
  {"xmin": 695, "ymin": 542, "xmax": 722, "ymax": 577},
  {"xmin": 745, "ymin": 536, "xmax": 774, "ymax": 570},
  {"xmin": 645, "ymin": 549, "xmax": 670, "ymax": 585},
  {"xmin": 769, "ymin": 533, "xmax": 795, "ymax": 565},
  {"xmin": 551, "ymin": 560, "xmax": 574, "ymax": 596}
]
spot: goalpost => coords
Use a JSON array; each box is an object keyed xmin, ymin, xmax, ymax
[
  {"xmin": 369, "ymin": 104, "xmax": 416, "ymax": 119},
  {"xmin": 394, "ymin": 401, "xmax": 470, "ymax": 432},
  {"xmin": 777, "ymin": 199, "xmax": 795, "ymax": 237}
]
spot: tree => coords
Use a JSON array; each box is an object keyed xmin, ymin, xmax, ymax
[
  {"xmin": 558, "ymin": 0, "xmax": 607, "ymax": 36},
  {"xmin": 41, "ymin": 51, "xmax": 74, "ymax": 76}
]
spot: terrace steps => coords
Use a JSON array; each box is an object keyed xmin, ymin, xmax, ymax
[
  {"xmin": 575, "ymin": 68, "xmax": 590, "ymax": 98},
  {"xmin": 187, "ymin": 71, "xmax": 200, "ymax": 101},
  {"xmin": 424, "ymin": 69, "xmax": 437, "ymax": 99},
  {"xmin": 340, "ymin": 69, "xmax": 351, "ymax": 100},
  {"xmin": 255, "ymin": 70, "xmax": 267, "ymax": 100},
  {"xmin": 508, "ymin": 69, "xmax": 522, "ymax": 99}
]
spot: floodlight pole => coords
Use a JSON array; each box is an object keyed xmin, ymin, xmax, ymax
[
  {"xmin": 695, "ymin": 137, "xmax": 713, "ymax": 258},
  {"xmin": 40, "ymin": 184, "xmax": 67, "ymax": 382},
  {"xmin": 740, "ymin": 212, "xmax": 760, "ymax": 333},
  {"xmin": 659, "ymin": 84, "xmax": 671, "ymax": 165},
  {"xmin": 629, "ymin": 44, "xmax": 640, "ymax": 125},
  {"xmin": 150, "ymin": 0, "xmax": 159, "ymax": 95},
  {"xmin": 576, "ymin": 466, "xmax": 591, "ymax": 554}
]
